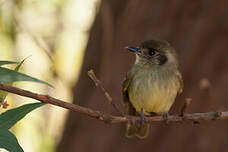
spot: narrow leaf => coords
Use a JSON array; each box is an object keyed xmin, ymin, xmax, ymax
[
  {"xmin": 0, "ymin": 102, "xmax": 45, "ymax": 129},
  {"xmin": 0, "ymin": 91, "xmax": 8, "ymax": 103},
  {"xmin": 0, "ymin": 67, "xmax": 53, "ymax": 87},
  {"xmin": 0, "ymin": 61, "xmax": 19, "ymax": 66},
  {"xmin": 14, "ymin": 59, "xmax": 25, "ymax": 72},
  {"xmin": 0, "ymin": 59, "xmax": 26, "ymax": 102},
  {"xmin": 0, "ymin": 129, "xmax": 24, "ymax": 152}
]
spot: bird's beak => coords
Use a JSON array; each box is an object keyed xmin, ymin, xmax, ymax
[{"xmin": 125, "ymin": 46, "xmax": 140, "ymax": 53}]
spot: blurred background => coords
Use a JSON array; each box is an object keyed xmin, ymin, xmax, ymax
[{"xmin": 1, "ymin": 0, "xmax": 228, "ymax": 152}]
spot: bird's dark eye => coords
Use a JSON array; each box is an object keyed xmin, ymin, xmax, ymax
[{"xmin": 148, "ymin": 48, "xmax": 155, "ymax": 56}]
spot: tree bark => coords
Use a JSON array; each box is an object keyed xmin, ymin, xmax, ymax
[{"xmin": 57, "ymin": 1, "xmax": 228, "ymax": 152}]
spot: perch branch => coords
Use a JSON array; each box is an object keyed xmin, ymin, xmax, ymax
[{"xmin": 0, "ymin": 84, "xmax": 228, "ymax": 124}]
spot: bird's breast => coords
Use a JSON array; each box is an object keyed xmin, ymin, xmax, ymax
[{"xmin": 128, "ymin": 66, "xmax": 180, "ymax": 115}]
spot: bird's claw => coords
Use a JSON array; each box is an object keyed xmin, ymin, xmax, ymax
[
  {"xmin": 140, "ymin": 109, "xmax": 146, "ymax": 124},
  {"xmin": 163, "ymin": 112, "xmax": 170, "ymax": 125}
]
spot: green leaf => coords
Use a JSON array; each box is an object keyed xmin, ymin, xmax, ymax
[
  {"xmin": 0, "ymin": 102, "xmax": 45, "ymax": 129},
  {"xmin": 14, "ymin": 58, "xmax": 26, "ymax": 72},
  {"xmin": 0, "ymin": 61, "xmax": 19, "ymax": 66},
  {"xmin": 0, "ymin": 59, "xmax": 26, "ymax": 102},
  {"xmin": 0, "ymin": 67, "xmax": 53, "ymax": 87},
  {"xmin": 0, "ymin": 103, "xmax": 44, "ymax": 152},
  {"xmin": 0, "ymin": 91, "xmax": 8, "ymax": 103},
  {"xmin": 0, "ymin": 129, "xmax": 24, "ymax": 152}
]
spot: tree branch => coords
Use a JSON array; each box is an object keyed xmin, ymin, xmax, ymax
[{"xmin": 0, "ymin": 83, "xmax": 227, "ymax": 124}]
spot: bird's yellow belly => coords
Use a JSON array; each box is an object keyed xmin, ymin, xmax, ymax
[
  {"xmin": 133, "ymin": 89, "xmax": 176, "ymax": 115},
  {"xmin": 128, "ymin": 75, "xmax": 179, "ymax": 115}
]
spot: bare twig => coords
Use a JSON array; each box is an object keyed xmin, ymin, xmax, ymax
[
  {"xmin": 14, "ymin": 18, "xmax": 61, "ymax": 81},
  {"xmin": 88, "ymin": 69, "xmax": 123, "ymax": 115},
  {"xmin": 14, "ymin": 17, "xmax": 54, "ymax": 63},
  {"xmin": 0, "ymin": 84, "xmax": 228, "ymax": 124},
  {"xmin": 180, "ymin": 98, "xmax": 192, "ymax": 117}
]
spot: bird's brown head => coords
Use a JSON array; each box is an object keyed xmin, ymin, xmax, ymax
[{"xmin": 126, "ymin": 40, "xmax": 178, "ymax": 66}]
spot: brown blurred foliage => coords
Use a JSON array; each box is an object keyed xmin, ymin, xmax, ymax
[{"xmin": 57, "ymin": 1, "xmax": 228, "ymax": 152}]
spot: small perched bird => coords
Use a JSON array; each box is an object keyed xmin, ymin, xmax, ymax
[{"xmin": 122, "ymin": 40, "xmax": 183, "ymax": 139}]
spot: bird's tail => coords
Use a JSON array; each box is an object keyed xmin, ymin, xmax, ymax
[{"xmin": 126, "ymin": 121, "xmax": 150, "ymax": 139}]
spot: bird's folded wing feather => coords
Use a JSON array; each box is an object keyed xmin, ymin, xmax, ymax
[
  {"xmin": 122, "ymin": 75, "xmax": 136, "ymax": 115},
  {"xmin": 177, "ymin": 71, "xmax": 184, "ymax": 94}
]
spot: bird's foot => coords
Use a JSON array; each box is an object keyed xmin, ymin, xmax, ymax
[
  {"xmin": 163, "ymin": 112, "xmax": 170, "ymax": 125},
  {"xmin": 140, "ymin": 109, "xmax": 146, "ymax": 124}
]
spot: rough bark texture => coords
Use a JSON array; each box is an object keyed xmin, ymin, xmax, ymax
[{"xmin": 57, "ymin": 1, "xmax": 228, "ymax": 152}]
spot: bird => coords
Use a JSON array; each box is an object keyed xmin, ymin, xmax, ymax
[{"xmin": 122, "ymin": 39, "xmax": 183, "ymax": 139}]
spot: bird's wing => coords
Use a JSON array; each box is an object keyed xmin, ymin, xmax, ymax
[
  {"xmin": 122, "ymin": 75, "xmax": 131, "ymax": 104},
  {"xmin": 177, "ymin": 71, "xmax": 184, "ymax": 95},
  {"xmin": 122, "ymin": 75, "xmax": 136, "ymax": 115}
]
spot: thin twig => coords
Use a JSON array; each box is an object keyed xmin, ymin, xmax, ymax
[
  {"xmin": 180, "ymin": 98, "xmax": 192, "ymax": 117},
  {"xmin": 14, "ymin": 18, "xmax": 61, "ymax": 80},
  {"xmin": 88, "ymin": 69, "xmax": 123, "ymax": 115},
  {"xmin": 14, "ymin": 18, "xmax": 54, "ymax": 63},
  {"xmin": 0, "ymin": 84, "xmax": 228, "ymax": 124}
]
